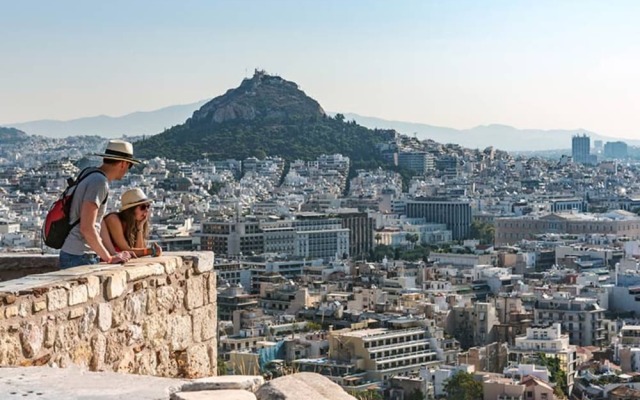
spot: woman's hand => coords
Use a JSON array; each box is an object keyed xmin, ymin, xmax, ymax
[{"xmin": 152, "ymin": 242, "xmax": 163, "ymax": 257}]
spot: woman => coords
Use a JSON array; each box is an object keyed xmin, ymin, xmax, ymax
[{"xmin": 101, "ymin": 188, "xmax": 162, "ymax": 258}]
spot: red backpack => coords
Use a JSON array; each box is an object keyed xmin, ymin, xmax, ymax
[{"xmin": 42, "ymin": 168, "xmax": 107, "ymax": 249}]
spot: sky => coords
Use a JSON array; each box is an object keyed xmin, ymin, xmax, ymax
[{"xmin": 2, "ymin": 0, "xmax": 640, "ymax": 138}]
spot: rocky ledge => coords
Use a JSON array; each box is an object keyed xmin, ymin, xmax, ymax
[{"xmin": 0, "ymin": 367, "xmax": 357, "ymax": 400}]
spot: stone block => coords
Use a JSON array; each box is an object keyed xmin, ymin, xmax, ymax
[
  {"xmin": 172, "ymin": 390, "xmax": 257, "ymax": 400},
  {"xmin": 86, "ymin": 276, "xmax": 100, "ymax": 298},
  {"xmin": 125, "ymin": 291, "xmax": 147, "ymax": 324},
  {"xmin": 79, "ymin": 306, "xmax": 97, "ymax": 338},
  {"xmin": 178, "ymin": 343, "xmax": 210, "ymax": 379},
  {"xmin": 157, "ymin": 286, "xmax": 176, "ymax": 311},
  {"xmin": 18, "ymin": 301, "xmax": 29, "ymax": 317},
  {"xmin": 146, "ymin": 288, "xmax": 157, "ymax": 314},
  {"xmin": 192, "ymin": 304, "xmax": 216, "ymax": 343},
  {"xmin": 105, "ymin": 270, "xmax": 127, "ymax": 299},
  {"xmin": 0, "ymin": 334, "xmax": 21, "ymax": 365},
  {"xmin": 161, "ymin": 257, "xmax": 179, "ymax": 275},
  {"xmin": 90, "ymin": 333, "xmax": 106, "ymax": 371},
  {"xmin": 156, "ymin": 344, "xmax": 179, "ymax": 377},
  {"xmin": 206, "ymin": 272, "xmax": 216, "ymax": 304},
  {"xmin": 47, "ymin": 288, "xmax": 68, "ymax": 311},
  {"xmin": 19, "ymin": 322, "xmax": 43, "ymax": 358},
  {"xmin": 143, "ymin": 311, "xmax": 167, "ymax": 347},
  {"xmin": 181, "ymin": 375, "xmax": 265, "ymax": 392},
  {"xmin": 68, "ymin": 307, "xmax": 84, "ymax": 319},
  {"xmin": 5, "ymin": 306, "xmax": 18, "ymax": 318},
  {"xmin": 105, "ymin": 332, "xmax": 126, "ymax": 365},
  {"xmin": 190, "ymin": 253, "xmax": 214, "ymax": 274},
  {"xmin": 33, "ymin": 300, "xmax": 46, "ymax": 313},
  {"xmin": 167, "ymin": 314, "xmax": 192, "ymax": 351},
  {"xmin": 185, "ymin": 275, "xmax": 204, "ymax": 310},
  {"xmin": 135, "ymin": 349, "xmax": 157, "ymax": 375},
  {"xmin": 71, "ymin": 341, "xmax": 92, "ymax": 367},
  {"xmin": 207, "ymin": 343, "xmax": 217, "ymax": 376},
  {"xmin": 97, "ymin": 303, "xmax": 112, "ymax": 332},
  {"xmin": 43, "ymin": 322, "xmax": 55, "ymax": 348},
  {"xmin": 126, "ymin": 263, "xmax": 165, "ymax": 282},
  {"xmin": 3, "ymin": 294, "xmax": 17, "ymax": 304},
  {"xmin": 255, "ymin": 373, "xmax": 357, "ymax": 400},
  {"xmin": 111, "ymin": 301, "xmax": 126, "ymax": 327},
  {"xmin": 69, "ymin": 285, "xmax": 88, "ymax": 306}
]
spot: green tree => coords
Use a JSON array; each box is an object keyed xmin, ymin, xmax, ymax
[
  {"xmin": 444, "ymin": 371, "xmax": 482, "ymax": 400},
  {"xmin": 538, "ymin": 353, "xmax": 567, "ymax": 397},
  {"xmin": 406, "ymin": 388, "xmax": 425, "ymax": 400},
  {"xmin": 470, "ymin": 220, "xmax": 495, "ymax": 245},
  {"xmin": 352, "ymin": 389, "xmax": 383, "ymax": 400},
  {"xmin": 405, "ymin": 233, "xmax": 419, "ymax": 249},
  {"xmin": 217, "ymin": 356, "xmax": 228, "ymax": 375}
]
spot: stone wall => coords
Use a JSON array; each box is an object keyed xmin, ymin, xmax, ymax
[
  {"xmin": 0, "ymin": 254, "xmax": 59, "ymax": 282},
  {"xmin": 0, "ymin": 252, "xmax": 217, "ymax": 379}
]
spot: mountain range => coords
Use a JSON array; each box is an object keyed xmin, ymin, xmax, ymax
[
  {"xmin": 1, "ymin": 101, "xmax": 208, "ymax": 139},
  {"xmin": 2, "ymin": 85, "xmax": 637, "ymax": 152}
]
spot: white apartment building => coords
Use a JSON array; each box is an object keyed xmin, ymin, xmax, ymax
[{"xmin": 509, "ymin": 323, "xmax": 577, "ymax": 392}]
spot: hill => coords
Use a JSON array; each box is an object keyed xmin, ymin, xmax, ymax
[
  {"xmin": 0, "ymin": 127, "xmax": 29, "ymax": 143},
  {"xmin": 1, "ymin": 101, "xmax": 208, "ymax": 138},
  {"xmin": 135, "ymin": 71, "xmax": 396, "ymax": 167},
  {"xmin": 342, "ymin": 113, "xmax": 640, "ymax": 152}
]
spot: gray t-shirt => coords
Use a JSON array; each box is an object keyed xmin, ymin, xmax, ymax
[{"xmin": 60, "ymin": 168, "xmax": 109, "ymax": 255}]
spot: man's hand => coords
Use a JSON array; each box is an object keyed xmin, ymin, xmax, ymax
[{"xmin": 109, "ymin": 251, "xmax": 132, "ymax": 264}]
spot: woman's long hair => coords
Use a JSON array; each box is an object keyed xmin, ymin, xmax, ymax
[{"xmin": 118, "ymin": 206, "xmax": 149, "ymax": 247}]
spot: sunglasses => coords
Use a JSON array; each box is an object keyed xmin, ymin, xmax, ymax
[{"xmin": 138, "ymin": 204, "xmax": 151, "ymax": 211}]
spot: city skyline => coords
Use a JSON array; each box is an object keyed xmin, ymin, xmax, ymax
[{"xmin": 3, "ymin": 1, "xmax": 640, "ymax": 139}]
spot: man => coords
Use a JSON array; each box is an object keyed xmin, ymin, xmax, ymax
[{"xmin": 59, "ymin": 140, "xmax": 140, "ymax": 269}]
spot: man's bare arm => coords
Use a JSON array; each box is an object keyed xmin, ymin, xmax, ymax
[{"xmin": 79, "ymin": 201, "xmax": 113, "ymax": 262}]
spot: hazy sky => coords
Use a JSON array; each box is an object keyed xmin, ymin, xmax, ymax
[{"xmin": 2, "ymin": 0, "xmax": 640, "ymax": 138}]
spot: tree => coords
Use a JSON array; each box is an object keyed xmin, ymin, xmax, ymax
[
  {"xmin": 406, "ymin": 388, "xmax": 425, "ymax": 400},
  {"xmin": 217, "ymin": 356, "xmax": 228, "ymax": 375},
  {"xmin": 538, "ymin": 353, "xmax": 568, "ymax": 397},
  {"xmin": 470, "ymin": 220, "xmax": 495, "ymax": 245},
  {"xmin": 405, "ymin": 233, "xmax": 419, "ymax": 249},
  {"xmin": 352, "ymin": 389, "xmax": 383, "ymax": 400},
  {"xmin": 444, "ymin": 371, "xmax": 482, "ymax": 400}
]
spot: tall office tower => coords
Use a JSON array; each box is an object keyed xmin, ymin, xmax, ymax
[
  {"xmin": 604, "ymin": 141, "xmax": 628, "ymax": 159},
  {"xmin": 572, "ymin": 134, "xmax": 591, "ymax": 164},
  {"xmin": 406, "ymin": 198, "xmax": 472, "ymax": 240}
]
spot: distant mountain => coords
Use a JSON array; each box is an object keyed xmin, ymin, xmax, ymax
[
  {"xmin": 0, "ymin": 127, "xmax": 29, "ymax": 143},
  {"xmin": 341, "ymin": 113, "xmax": 640, "ymax": 152},
  {"xmin": 1, "ymin": 100, "xmax": 208, "ymax": 138},
  {"xmin": 135, "ymin": 71, "xmax": 395, "ymax": 167}
]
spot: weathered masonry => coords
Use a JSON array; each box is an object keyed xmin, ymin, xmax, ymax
[{"xmin": 0, "ymin": 252, "xmax": 217, "ymax": 378}]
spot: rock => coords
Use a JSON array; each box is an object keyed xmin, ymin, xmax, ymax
[
  {"xmin": 69, "ymin": 284, "xmax": 88, "ymax": 306},
  {"xmin": 105, "ymin": 270, "xmax": 127, "ymax": 299},
  {"xmin": 171, "ymin": 390, "xmax": 257, "ymax": 400},
  {"xmin": 185, "ymin": 275, "xmax": 204, "ymax": 310},
  {"xmin": 181, "ymin": 375, "xmax": 264, "ymax": 392},
  {"xmin": 47, "ymin": 288, "xmax": 67, "ymax": 311},
  {"xmin": 19, "ymin": 322, "xmax": 43, "ymax": 358},
  {"xmin": 255, "ymin": 373, "xmax": 357, "ymax": 400},
  {"xmin": 97, "ymin": 303, "xmax": 112, "ymax": 331},
  {"xmin": 167, "ymin": 314, "xmax": 192, "ymax": 351}
]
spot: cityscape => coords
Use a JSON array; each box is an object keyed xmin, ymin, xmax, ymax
[
  {"xmin": 5, "ymin": 2, "xmax": 640, "ymax": 399},
  {"xmin": 4, "ymin": 96, "xmax": 640, "ymax": 399}
]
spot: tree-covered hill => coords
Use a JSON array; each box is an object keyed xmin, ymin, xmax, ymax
[
  {"xmin": 135, "ymin": 71, "xmax": 397, "ymax": 169},
  {"xmin": 0, "ymin": 127, "xmax": 29, "ymax": 143}
]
